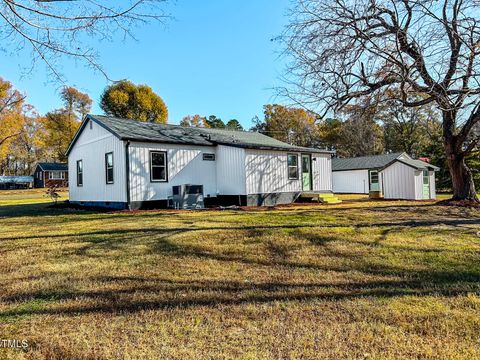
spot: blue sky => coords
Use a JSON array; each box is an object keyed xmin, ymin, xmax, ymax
[{"xmin": 1, "ymin": 0, "xmax": 291, "ymax": 129}]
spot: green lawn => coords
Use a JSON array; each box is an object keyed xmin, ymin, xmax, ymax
[{"xmin": 0, "ymin": 190, "xmax": 479, "ymax": 359}]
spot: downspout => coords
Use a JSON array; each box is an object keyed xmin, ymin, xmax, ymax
[{"xmin": 125, "ymin": 140, "xmax": 131, "ymax": 210}]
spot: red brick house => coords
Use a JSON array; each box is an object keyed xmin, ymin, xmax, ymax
[{"xmin": 33, "ymin": 163, "xmax": 68, "ymax": 188}]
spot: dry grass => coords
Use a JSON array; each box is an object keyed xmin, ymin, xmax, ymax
[{"xmin": 0, "ymin": 190, "xmax": 479, "ymax": 359}]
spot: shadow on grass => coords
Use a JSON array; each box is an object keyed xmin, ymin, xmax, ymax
[
  {"xmin": 2, "ymin": 224, "xmax": 480, "ymax": 319},
  {"xmin": 3, "ymin": 216, "xmax": 479, "ymax": 242},
  {"xmin": 1, "ymin": 200, "xmax": 480, "ymax": 318},
  {"xmin": 0, "ymin": 202, "xmax": 97, "ymax": 219},
  {"xmin": 1, "ymin": 271, "xmax": 478, "ymax": 318}
]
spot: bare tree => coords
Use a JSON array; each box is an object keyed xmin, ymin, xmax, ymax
[
  {"xmin": 281, "ymin": 0, "xmax": 480, "ymax": 202},
  {"xmin": 0, "ymin": 0, "xmax": 168, "ymax": 81}
]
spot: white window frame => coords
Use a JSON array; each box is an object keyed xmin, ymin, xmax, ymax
[
  {"xmin": 48, "ymin": 171, "xmax": 65, "ymax": 180},
  {"xmin": 287, "ymin": 153, "xmax": 299, "ymax": 180}
]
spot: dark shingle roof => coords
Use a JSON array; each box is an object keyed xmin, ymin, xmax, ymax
[
  {"xmin": 37, "ymin": 163, "xmax": 68, "ymax": 171},
  {"xmin": 332, "ymin": 153, "xmax": 404, "ymax": 171},
  {"xmin": 66, "ymin": 115, "xmax": 332, "ymax": 155},
  {"xmin": 332, "ymin": 152, "xmax": 439, "ymax": 171},
  {"xmin": 397, "ymin": 157, "xmax": 440, "ymax": 171}
]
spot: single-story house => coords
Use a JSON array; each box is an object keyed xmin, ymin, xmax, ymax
[
  {"xmin": 66, "ymin": 115, "xmax": 334, "ymax": 209},
  {"xmin": 332, "ymin": 152, "xmax": 439, "ymax": 200},
  {"xmin": 33, "ymin": 163, "xmax": 68, "ymax": 188},
  {"xmin": 0, "ymin": 176, "xmax": 34, "ymax": 190}
]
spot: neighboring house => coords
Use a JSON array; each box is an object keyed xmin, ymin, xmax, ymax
[
  {"xmin": 66, "ymin": 115, "xmax": 334, "ymax": 209},
  {"xmin": 0, "ymin": 176, "xmax": 33, "ymax": 190},
  {"xmin": 332, "ymin": 152, "xmax": 439, "ymax": 200},
  {"xmin": 33, "ymin": 163, "xmax": 68, "ymax": 188}
]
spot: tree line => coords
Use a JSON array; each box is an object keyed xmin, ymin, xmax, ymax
[
  {"xmin": 251, "ymin": 102, "xmax": 479, "ymax": 191},
  {"xmin": 0, "ymin": 78, "xmax": 167, "ymax": 175},
  {"xmin": 1, "ymin": 75, "xmax": 477, "ymax": 193},
  {"xmin": 0, "ymin": 77, "xmax": 245, "ymax": 176}
]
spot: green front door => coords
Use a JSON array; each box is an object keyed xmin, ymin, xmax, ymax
[
  {"xmin": 369, "ymin": 170, "xmax": 380, "ymax": 191},
  {"xmin": 302, "ymin": 154, "xmax": 312, "ymax": 191},
  {"xmin": 423, "ymin": 170, "xmax": 430, "ymax": 199}
]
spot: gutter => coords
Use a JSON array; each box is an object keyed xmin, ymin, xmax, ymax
[{"xmin": 125, "ymin": 140, "xmax": 131, "ymax": 210}]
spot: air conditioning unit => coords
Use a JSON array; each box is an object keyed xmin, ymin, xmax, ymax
[{"xmin": 171, "ymin": 184, "xmax": 204, "ymax": 209}]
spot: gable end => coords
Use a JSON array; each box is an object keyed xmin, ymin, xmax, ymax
[{"xmin": 65, "ymin": 115, "xmax": 123, "ymax": 156}]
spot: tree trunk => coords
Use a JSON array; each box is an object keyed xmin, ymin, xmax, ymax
[{"xmin": 445, "ymin": 143, "xmax": 478, "ymax": 202}]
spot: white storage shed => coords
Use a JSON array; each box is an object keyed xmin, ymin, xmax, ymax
[{"xmin": 332, "ymin": 152, "xmax": 439, "ymax": 200}]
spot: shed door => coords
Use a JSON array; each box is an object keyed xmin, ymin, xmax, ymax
[
  {"xmin": 301, "ymin": 154, "xmax": 312, "ymax": 191},
  {"xmin": 422, "ymin": 170, "xmax": 430, "ymax": 199},
  {"xmin": 369, "ymin": 170, "xmax": 380, "ymax": 191}
]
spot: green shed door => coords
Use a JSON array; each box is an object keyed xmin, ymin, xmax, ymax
[
  {"xmin": 423, "ymin": 170, "xmax": 430, "ymax": 199},
  {"xmin": 301, "ymin": 154, "xmax": 312, "ymax": 191},
  {"xmin": 369, "ymin": 170, "xmax": 380, "ymax": 191}
]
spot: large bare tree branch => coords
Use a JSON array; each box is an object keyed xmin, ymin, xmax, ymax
[
  {"xmin": 0, "ymin": 0, "xmax": 169, "ymax": 81},
  {"xmin": 280, "ymin": 0, "xmax": 480, "ymax": 201}
]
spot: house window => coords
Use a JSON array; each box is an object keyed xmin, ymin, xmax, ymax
[
  {"xmin": 150, "ymin": 151, "xmax": 167, "ymax": 182},
  {"xmin": 287, "ymin": 154, "xmax": 299, "ymax": 180},
  {"xmin": 77, "ymin": 160, "xmax": 83, "ymax": 186},
  {"xmin": 203, "ymin": 153, "xmax": 215, "ymax": 161},
  {"xmin": 49, "ymin": 171, "xmax": 65, "ymax": 180},
  {"xmin": 105, "ymin": 152, "xmax": 114, "ymax": 184}
]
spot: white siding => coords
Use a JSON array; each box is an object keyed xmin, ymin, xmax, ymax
[
  {"xmin": 312, "ymin": 154, "xmax": 333, "ymax": 191},
  {"xmin": 68, "ymin": 119, "xmax": 126, "ymax": 202},
  {"xmin": 429, "ymin": 171, "xmax": 436, "ymax": 199},
  {"xmin": 382, "ymin": 161, "xmax": 416, "ymax": 199},
  {"xmin": 414, "ymin": 170, "xmax": 436, "ymax": 200},
  {"xmin": 245, "ymin": 150, "xmax": 301, "ymax": 194},
  {"xmin": 413, "ymin": 170, "xmax": 424, "ymax": 200},
  {"xmin": 332, "ymin": 170, "xmax": 369, "ymax": 194},
  {"xmin": 216, "ymin": 145, "xmax": 246, "ymax": 195},
  {"xmin": 129, "ymin": 142, "xmax": 217, "ymax": 201},
  {"xmin": 245, "ymin": 149, "xmax": 332, "ymax": 195}
]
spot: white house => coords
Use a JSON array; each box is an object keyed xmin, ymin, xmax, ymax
[
  {"xmin": 332, "ymin": 152, "xmax": 439, "ymax": 200},
  {"xmin": 66, "ymin": 115, "xmax": 334, "ymax": 209}
]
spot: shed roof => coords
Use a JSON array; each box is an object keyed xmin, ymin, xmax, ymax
[
  {"xmin": 332, "ymin": 153, "xmax": 404, "ymax": 171},
  {"xmin": 332, "ymin": 152, "xmax": 439, "ymax": 171},
  {"xmin": 37, "ymin": 162, "xmax": 68, "ymax": 171},
  {"xmin": 66, "ymin": 115, "xmax": 333, "ymax": 155},
  {"xmin": 0, "ymin": 176, "xmax": 34, "ymax": 184},
  {"xmin": 396, "ymin": 157, "xmax": 440, "ymax": 171}
]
